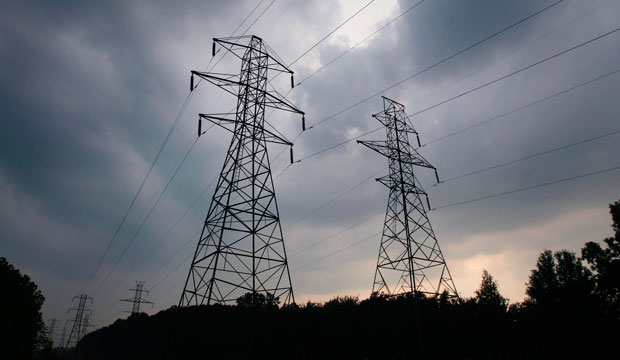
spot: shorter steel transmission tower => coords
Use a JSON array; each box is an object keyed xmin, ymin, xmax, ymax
[
  {"xmin": 359, "ymin": 97, "xmax": 457, "ymax": 298},
  {"xmin": 121, "ymin": 281, "xmax": 153, "ymax": 315},
  {"xmin": 64, "ymin": 294, "xmax": 93, "ymax": 348}
]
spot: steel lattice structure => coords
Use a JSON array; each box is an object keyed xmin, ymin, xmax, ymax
[
  {"xmin": 47, "ymin": 318, "xmax": 58, "ymax": 347},
  {"xmin": 180, "ymin": 35, "xmax": 304, "ymax": 306},
  {"xmin": 359, "ymin": 97, "xmax": 458, "ymax": 298},
  {"xmin": 64, "ymin": 294, "xmax": 92, "ymax": 348},
  {"xmin": 121, "ymin": 280, "xmax": 153, "ymax": 315}
]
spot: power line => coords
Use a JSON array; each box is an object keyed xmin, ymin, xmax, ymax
[
  {"xmin": 422, "ymin": 67, "xmax": 620, "ymax": 146},
  {"xmin": 293, "ymin": 164, "xmax": 620, "ymax": 271},
  {"xmin": 290, "ymin": 66, "xmax": 620, "ymax": 165},
  {"xmin": 408, "ymin": 0, "xmax": 615, "ymax": 113},
  {"xmin": 293, "ymin": 231, "xmax": 382, "ymax": 271},
  {"xmin": 283, "ymin": 166, "xmax": 386, "ymax": 230},
  {"xmin": 150, "ymin": 245, "xmax": 195, "ymax": 290},
  {"xmin": 87, "ymin": 1, "xmax": 272, "ymax": 296},
  {"xmin": 432, "ymin": 164, "xmax": 620, "ymax": 210},
  {"xmin": 306, "ymin": 0, "xmax": 564, "ymax": 129},
  {"xmin": 431, "ymin": 128, "xmax": 620, "ymax": 186},
  {"xmin": 241, "ymin": 0, "xmax": 277, "ymax": 36},
  {"xmin": 289, "ymin": 0, "xmax": 376, "ymax": 66},
  {"xmin": 262, "ymin": 0, "xmax": 297, "ymax": 34},
  {"xmin": 289, "ymin": 208, "xmax": 384, "ymax": 257},
  {"xmin": 95, "ymin": 173, "xmax": 217, "ymax": 306},
  {"xmin": 405, "ymin": 25, "xmax": 620, "ymax": 120},
  {"xmin": 231, "ymin": 0, "xmax": 266, "ymax": 36},
  {"xmin": 93, "ymin": 136, "xmax": 200, "ymax": 297},
  {"xmin": 84, "ymin": 89, "xmax": 194, "ymax": 292},
  {"xmin": 95, "ymin": 123, "xmax": 223, "ymax": 299},
  {"xmin": 95, "ymin": 230, "xmax": 201, "ymax": 321},
  {"xmin": 295, "ymin": 126, "xmax": 383, "ymax": 162},
  {"xmin": 297, "ymin": 0, "xmax": 425, "ymax": 86}
]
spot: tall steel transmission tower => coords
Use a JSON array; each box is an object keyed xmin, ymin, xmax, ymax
[
  {"xmin": 359, "ymin": 97, "xmax": 457, "ymax": 298},
  {"xmin": 64, "ymin": 294, "xmax": 93, "ymax": 348},
  {"xmin": 180, "ymin": 35, "xmax": 305, "ymax": 306},
  {"xmin": 121, "ymin": 280, "xmax": 153, "ymax": 315}
]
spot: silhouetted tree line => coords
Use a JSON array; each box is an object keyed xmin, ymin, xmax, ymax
[
  {"xmin": 70, "ymin": 200, "xmax": 620, "ymax": 359},
  {"xmin": 0, "ymin": 257, "xmax": 54, "ymax": 360},
  {"xmin": 4, "ymin": 201, "xmax": 618, "ymax": 359}
]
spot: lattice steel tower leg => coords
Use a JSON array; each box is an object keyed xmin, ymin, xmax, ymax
[
  {"xmin": 180, "ymin": 35, "xmax": 305, "ymax": 306},
  {"xmin": 64, "ymin": 294, "xmax": 93, "ymax": 348},
  {"xmin": 121, "ymin": 281, "xmax": 153, "ymax": 315},
  {"xmin": 359, "ymin": 97, "xmax": 457, "ymax": 298}
]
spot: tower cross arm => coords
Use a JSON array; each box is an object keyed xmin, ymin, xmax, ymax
[
  {"xmin": 214, "ymin": 37, "xmax": 294, "ymax": 75},
  {"xmin": 199, "ymin": 114, "xmax": 292, "ymax": 145},
  {"xmin": 399, "ymin": 151, "xmax": 436, "ymax": 170},
  {"xmin": 191, "ymin": 71, "xmax": 304, "ymax": 115},
  {"xmin": 357, "ymin": 140, "xmax": 390, "ymax": 157}
]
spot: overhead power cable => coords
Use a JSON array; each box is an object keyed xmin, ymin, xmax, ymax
[
  {"xmin": 95, "ymin": 171, "xmax": 218, "ymax": 305},
  {"xmin": 88, "ymin": 1, "xmax": 271, "ymax": 297},
  {"xmin": 241, "ymin": 0, "xmax": 277, "ymax": 36},
  {"xmin": 288, "ymin": 0, "xmax": 376, "ymax": 66},
  {"xmin": 432, "ymin": 164, "xmax": 620, "ymax": 210},
  {"xmin": 95, "ymin": 230, "xmax": 201, "ymax": 320},
  {"xmin": 297, "ymin": 0, "xmax": 425, "ymax": 86},
  {"xmin": 293, "ymin": 231, "xmax": 382, "ymax": 271},
  {"xmin": 405, "ymin": 25, "xmax": 620, "ymax": 120},
  {"xmin": 294, "ymin": 126, "xmax": 383, "ymax": 163},
  {"xmin": 93, "ymin": 137, "xmax": 201, "ymax": 297},
  {"xmin": 306, "ymin": 0, "xmax": 564, "ymax": 129},
  {"xmin": 84, "ymin": 2, "xmax": 259, "ymax": 292},
  {"xmin": 431, "ymin": 128, "xmax": 620, "ymax": 186},
  {"xmin": 422, "ymin": 67, "xmax": 620, "ymax": 146},
  {"xmin": 262, "ymin": 0, "xmax": 297, "ymax": 34},
  {"xmin": 283, "ymin": 166, "xmax": 387, "ymax": 230},
  {"xmin": 409, "ymin": 0, "xmax": 615, "ymax": 112},
  {"xmin": 232, "ymin": 0, "xmax": 266, "ymax": 36},
  {"xmin": 84, "ymin": 87, "xmax": 196, "ymax": 292},
  {"xmin": 147, "ymin": 231, "xmax": 201, "ymax": 286},
  {"xmin": 286, "ymin": 66, "xmax": 620, "ymax": 166},
  {"xmin": 293, "ymin": 164, "xmax": 620, "ymax": 272},
  {"xmin": 289, "ymin": 208, "xmax": 384, "ymax": 257}
]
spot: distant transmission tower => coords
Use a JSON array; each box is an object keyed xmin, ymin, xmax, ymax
[
  {"xmin": 58, "ymin": 325, "xmax": 67, "ymax": 349},
  {"xmin": 121, "ymin": 281, "xmax": 153, "ymax": 315},
  {"xmin": 64, "ymin": 294, "xmax": 93, "ymax": 348},
  {"xmin": 47, "ymin": 318, "xmax": 58, "ymax": 346},
  {"xmin": 359, "ymin": 97, "xmax": 457, "ymax": 298},
  {"xmin": 180, "ymin": 35, "xmax": 304, "ymax": 306}
]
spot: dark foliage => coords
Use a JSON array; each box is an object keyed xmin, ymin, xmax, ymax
[
  {"xmin": 0, "ymin": 257, "xmax": 49, "ymax": 359},
  {"xmin": 236, "ymin": 291, "xmax": 280, "ymax": 309}
]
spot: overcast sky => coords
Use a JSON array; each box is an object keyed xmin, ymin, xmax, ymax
[{"xmin": 1, "ymin": 0, "xmax": 619, "ymax": 333}]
